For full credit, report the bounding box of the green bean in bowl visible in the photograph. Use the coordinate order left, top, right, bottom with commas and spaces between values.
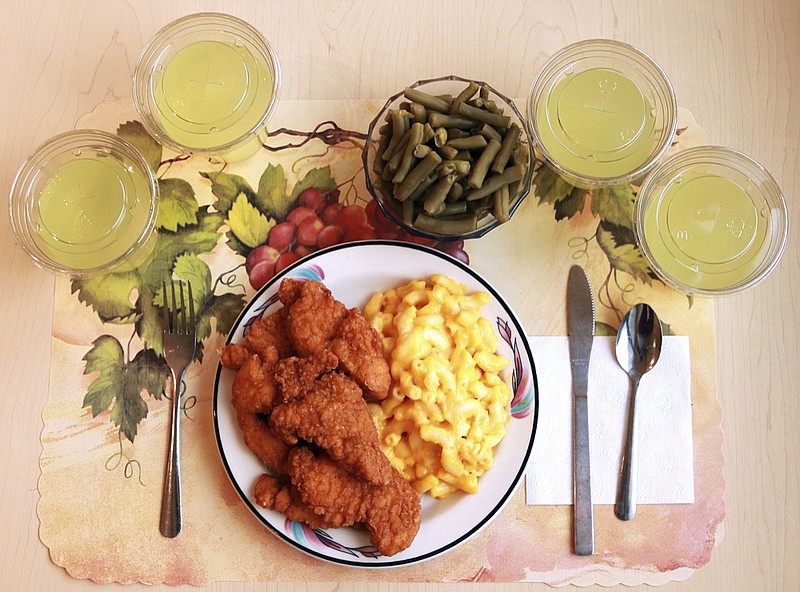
362, 75, 533, 241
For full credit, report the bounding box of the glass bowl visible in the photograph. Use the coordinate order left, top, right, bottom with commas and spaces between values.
9, 129, 159, 277
133, 12, 281, 162
362, 75, 534, 241
635, 146, 788, 295
528, 39, 677, 189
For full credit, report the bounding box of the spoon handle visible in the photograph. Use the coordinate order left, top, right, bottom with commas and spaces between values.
615, 375, 640, 520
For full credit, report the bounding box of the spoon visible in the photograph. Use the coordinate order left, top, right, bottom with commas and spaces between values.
614, 303, 663, 520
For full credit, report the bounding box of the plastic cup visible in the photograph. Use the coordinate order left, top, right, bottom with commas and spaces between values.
9, 129, 159, 277
528, 39, 677, 189
133, 12, 281, 162
635, 146, 788, 295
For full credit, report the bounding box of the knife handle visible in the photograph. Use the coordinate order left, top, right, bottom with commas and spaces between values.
573, 394, 595, 556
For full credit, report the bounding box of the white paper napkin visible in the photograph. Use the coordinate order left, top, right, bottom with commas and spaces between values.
525, 335, 694, 505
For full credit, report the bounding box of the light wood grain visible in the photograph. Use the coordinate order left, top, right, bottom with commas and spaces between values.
1, 1, 798, 591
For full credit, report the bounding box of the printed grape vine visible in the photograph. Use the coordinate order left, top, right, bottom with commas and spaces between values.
77, 118, 468, 478
532, 160, 658, 331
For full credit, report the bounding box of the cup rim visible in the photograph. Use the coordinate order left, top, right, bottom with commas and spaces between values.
527, 38, 678, 189
634, 144, 788, 295
132, 12, 281, 156
8, 128, 159, 277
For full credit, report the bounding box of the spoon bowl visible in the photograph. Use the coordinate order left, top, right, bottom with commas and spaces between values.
614, 303, 663, 520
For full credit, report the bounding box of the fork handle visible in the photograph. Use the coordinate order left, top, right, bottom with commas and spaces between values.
160, 368, 183, 537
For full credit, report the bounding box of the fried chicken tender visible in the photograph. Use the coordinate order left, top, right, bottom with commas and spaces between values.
219, 342, 252, 371
287, 447, 421, 557
280, 278, 347, 357
278, 279, 390, 400
272, 351, 340, 403
244, 307, 294, 362
222, 278, 418, 556
270, 371, 394, 486
330, 308, 391, 401
231, 354, 280, 415
234, 410, 291, 475
253, 473, 332, 529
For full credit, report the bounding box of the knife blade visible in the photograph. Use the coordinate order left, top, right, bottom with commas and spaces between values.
567, 264, 595, 556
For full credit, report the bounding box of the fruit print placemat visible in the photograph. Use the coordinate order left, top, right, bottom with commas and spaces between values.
38, 98, 724, 585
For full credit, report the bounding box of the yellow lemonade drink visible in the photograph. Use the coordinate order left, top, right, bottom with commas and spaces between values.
155, 40, 274, 151
134, 13, 280, 161
9, 131, 158, 276
529, 40, 676, 188
536, 68, 657, 180
636, 147, 788, 294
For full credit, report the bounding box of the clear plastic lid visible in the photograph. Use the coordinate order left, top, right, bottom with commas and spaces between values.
9, 130, 159, 277
133, 13, 281, 156
528, 39, 677, 188
635, 146, 788, 295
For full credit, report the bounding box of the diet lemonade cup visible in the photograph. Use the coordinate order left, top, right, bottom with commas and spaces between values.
635, 146, 788, 295
529, 39, 677, 189
133, 12, 281, 162
9, 130, 159, 277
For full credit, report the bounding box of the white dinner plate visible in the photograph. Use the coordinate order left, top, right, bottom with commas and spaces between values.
213, 240, 539, 568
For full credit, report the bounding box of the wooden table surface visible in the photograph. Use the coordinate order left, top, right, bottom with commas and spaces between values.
1, 2, 798, 591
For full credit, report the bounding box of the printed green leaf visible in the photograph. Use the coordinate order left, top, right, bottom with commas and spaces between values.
600, 216, 637, 247
596, 221, 653, 285
196, 292, 246, 342
226, 193, 275, 248
135, 285, 163, 354
172, 253, 213, 307
554, 187, 587, 220
111, 377, 149, 443
255, 163, 292, 220
290, 166, 337, 200
83, 335, 125, 415
142, 209, 225, 291
128, 348, 169, 403
117, 121, 162, 173
591, 185, 635, 229
156, 178, 199, 232
534, 164, 575, 206
200, 171, 258, 216
82, 336, 160, 442
72, 271, 140, 323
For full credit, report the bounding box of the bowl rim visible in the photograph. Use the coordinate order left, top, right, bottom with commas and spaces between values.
527, 38, 678, 189
362, 74, 534, 241
634, 144, 788, 295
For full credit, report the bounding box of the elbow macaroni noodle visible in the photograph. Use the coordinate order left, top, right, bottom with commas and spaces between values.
365, 274, 512, 498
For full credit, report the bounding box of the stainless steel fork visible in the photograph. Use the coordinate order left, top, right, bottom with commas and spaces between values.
160, 280, 196, 538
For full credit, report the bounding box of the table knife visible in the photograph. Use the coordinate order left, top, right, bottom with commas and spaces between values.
567, 265, 595, 556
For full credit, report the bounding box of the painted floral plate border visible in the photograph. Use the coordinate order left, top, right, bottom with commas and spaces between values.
212, 240, 538, 568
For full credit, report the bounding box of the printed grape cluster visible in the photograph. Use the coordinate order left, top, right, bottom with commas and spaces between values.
244, 187, 469, 289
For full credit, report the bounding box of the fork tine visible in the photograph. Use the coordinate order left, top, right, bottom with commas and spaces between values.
163, 280, 169, 332
178, 281, 187, 335
187, 281, 195, 335
170, 280, 178, 333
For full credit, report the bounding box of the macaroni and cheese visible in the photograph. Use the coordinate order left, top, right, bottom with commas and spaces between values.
365, 274, 512, 499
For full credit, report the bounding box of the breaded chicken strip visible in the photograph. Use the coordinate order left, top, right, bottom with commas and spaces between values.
253, 473, 332, 529
219, 342, 252, 371
231, 354, 280, 415
288, 448, 421, 557
244, 306, 294, 362
272, 351, 339, 403
234, 410, 291, 475
280, 279, 347, 357
330, 308, 391, 401
270, 371, 393, 486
